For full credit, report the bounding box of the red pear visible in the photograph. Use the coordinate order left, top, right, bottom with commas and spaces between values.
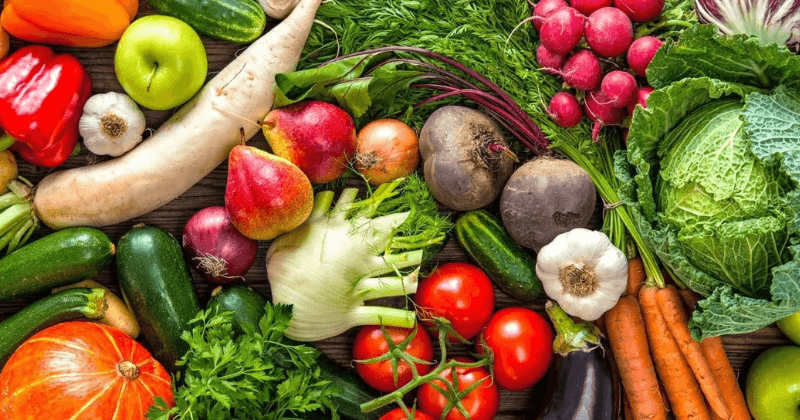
261, 100, 357, 184
224, 145, 313, 240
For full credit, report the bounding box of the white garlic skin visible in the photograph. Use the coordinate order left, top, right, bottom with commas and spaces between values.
79, 92, 146, 157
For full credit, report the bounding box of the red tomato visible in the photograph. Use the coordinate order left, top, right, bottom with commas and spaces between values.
417, 357, 500, 420
477, 307, 554, 391
379, 408, 435, 420
353, 324, 434, 392
414, 262, 495, 341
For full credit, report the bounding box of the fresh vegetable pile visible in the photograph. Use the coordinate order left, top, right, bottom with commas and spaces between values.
0, 0, 799, 419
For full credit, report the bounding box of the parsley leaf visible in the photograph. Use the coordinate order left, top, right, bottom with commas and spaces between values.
145, 304, 339, 420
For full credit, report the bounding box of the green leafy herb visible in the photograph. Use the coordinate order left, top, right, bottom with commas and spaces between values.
145, 305, 339, 420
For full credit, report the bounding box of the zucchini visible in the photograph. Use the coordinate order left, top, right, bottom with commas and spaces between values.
0, 288, 106, 366
455, 209, 544, 301
117, 225, 200, 371
147, 0, 266, 44
208, 286, 384, 420
54, 280, 140, 339
0, 227, 115, 302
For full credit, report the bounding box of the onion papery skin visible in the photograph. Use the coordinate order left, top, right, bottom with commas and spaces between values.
183, 206, 259, 284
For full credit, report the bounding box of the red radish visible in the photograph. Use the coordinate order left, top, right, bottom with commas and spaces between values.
585, 89, 627, 140
569, 0, 613, 15
600, 70, 637, 107
548, 92, 583, 127
585, 7, 634, 58
183, 206, 259, 284
540, 7, 585, 55
355, 119, 420, 186
627, 86, 654, 115
536, 44, 566, 73
627, 36, 664, 77
560, 49, 602, 91
533, 0, 569, 31
614, 0, 664, 23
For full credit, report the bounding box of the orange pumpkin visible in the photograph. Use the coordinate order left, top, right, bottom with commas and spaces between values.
0, 322, 174, 419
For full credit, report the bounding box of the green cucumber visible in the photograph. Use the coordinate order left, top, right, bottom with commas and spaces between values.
0, 288, 106, 366
208, 286, 383, 420
117, 225, 200, 371
0, 227, 115, 302
455, 209, 544, 301
147, 0, 266, 44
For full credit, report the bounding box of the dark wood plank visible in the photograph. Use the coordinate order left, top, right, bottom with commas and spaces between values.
0, 3, 792, 418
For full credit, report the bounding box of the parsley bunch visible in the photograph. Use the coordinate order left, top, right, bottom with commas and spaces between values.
146, 304, 338, 420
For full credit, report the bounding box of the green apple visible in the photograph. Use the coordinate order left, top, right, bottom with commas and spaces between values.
114, 15, 207, 111
746, 345, 800, 420
778, 311, 800, 346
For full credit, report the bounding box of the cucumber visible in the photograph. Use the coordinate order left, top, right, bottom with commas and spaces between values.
208, 285, 268, 335
117, 225, 200, 371
455, 210, 544, 301
0, 227, 115, 302
208, 286, 383, 420
0, 288, 106, 365
147, 0, 266, 44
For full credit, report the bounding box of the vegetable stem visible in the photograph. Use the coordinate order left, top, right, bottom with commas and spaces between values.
360, 357, 492, 413
353, 306, 416, 329
311, 190, 335, 218
353, 269, 419, 301
639, 19, 693, 36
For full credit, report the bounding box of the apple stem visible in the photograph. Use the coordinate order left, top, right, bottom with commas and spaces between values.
147, 62, 159, 93
239, 128, 247, 146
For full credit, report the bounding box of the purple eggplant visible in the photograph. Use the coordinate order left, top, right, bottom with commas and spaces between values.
536, 302, 618, 420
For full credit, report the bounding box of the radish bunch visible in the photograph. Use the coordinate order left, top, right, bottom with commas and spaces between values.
534, 0, 665, 140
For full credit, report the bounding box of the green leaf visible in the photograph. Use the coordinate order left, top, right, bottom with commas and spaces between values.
624, 35, 800, 337
145, 304, 338, 420
690, 285, 800, 340
647, 25, 800, 90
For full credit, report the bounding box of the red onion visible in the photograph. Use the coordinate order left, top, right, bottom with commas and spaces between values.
182, 206, 258, 284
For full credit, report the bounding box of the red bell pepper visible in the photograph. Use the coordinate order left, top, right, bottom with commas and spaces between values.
0, 45, 92, 167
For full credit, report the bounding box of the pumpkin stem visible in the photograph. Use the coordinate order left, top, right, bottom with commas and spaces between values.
117, 361, 140, 380
558, 263, 599, 297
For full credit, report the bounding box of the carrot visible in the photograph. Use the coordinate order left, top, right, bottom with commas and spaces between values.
701, 336, 752, 420
657, 285, 730, 420
639, 285, 710, 420
627, 257, 646, 298
623, 389, 634, 420
606, 295, 668, 420
678, 288, 701, 311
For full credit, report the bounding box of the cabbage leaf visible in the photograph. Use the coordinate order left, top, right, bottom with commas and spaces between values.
625, 26, 800, 338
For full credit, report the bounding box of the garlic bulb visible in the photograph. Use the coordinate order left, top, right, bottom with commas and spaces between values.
535, 228, 627, 321
79, 92, 146, 157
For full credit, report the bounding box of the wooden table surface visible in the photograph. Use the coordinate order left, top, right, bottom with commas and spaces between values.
0, 3, 792, 419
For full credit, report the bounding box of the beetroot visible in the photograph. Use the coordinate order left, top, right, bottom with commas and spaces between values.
569, 0, 613, 15
537, 44, 566, 73
540, 7, 585, 55
547, 92, 583, 127
627, 86, 654, 115
585, 7, 634, 58
627, 36, 664, 78
600, 70, 637, 107
614, 0, 664, 23
533, 0, 569, 31
561, 49, 602, 91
